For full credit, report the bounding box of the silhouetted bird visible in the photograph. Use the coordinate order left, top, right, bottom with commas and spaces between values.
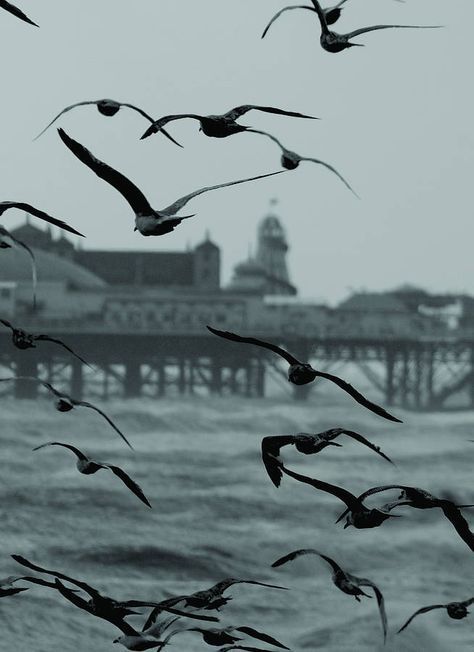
58, 128, 286, 237
34, 99, 181, 146
262, 428, 393, 487
335, 484, 474, 552
0, 575, 58, 597
0, 201, 84, 236
33, 442, 151, 507
262, 0, 440, 53
140, 104, 317, 141
185, 626, 289, 649
272, 548, 387, 641
0, 226, 37, 309
0, 319, 91, 367
0, 0, 37, 26
398, 597, 474, 633
248, 129, 356, 195
206, 326, 401, 422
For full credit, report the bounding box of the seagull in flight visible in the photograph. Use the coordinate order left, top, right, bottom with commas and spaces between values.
398, 597, 474, 633
248, 129, 357, 196
0, 226, 37, 309
33, 442, 151, 507
334, 484, 474, 552
272, 548, 387, 641
34, 99, 181, 146
140, 104, 317, 141
0, 0, 38, 26
206, 326, 401, 422
262, 1, 440, 53
0, 319, 91, 367
58, 128, 286, 237
0, 574, 58, 597
184, 625, 289, 649
262, 427, 393, 487
0, 201, 84, 237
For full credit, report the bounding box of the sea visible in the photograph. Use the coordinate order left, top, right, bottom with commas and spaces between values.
2, 387, 474, 651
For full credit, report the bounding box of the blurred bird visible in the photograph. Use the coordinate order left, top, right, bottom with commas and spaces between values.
262, 428, 393, 488
398, 597, 474, 633
184, 625, 289, 649
206, 326, 401, 422
272, 548, 387, 641
0, 0, 37, 26
33, 442, 151, 507
34, 99, 181, 146
140, 104, 317, 141
335, 485, 474, 552
0, 574, 57, 597
0, 201, 84, 236
277, 463, 402, 529
262, 0, 440, 53
58, 128, 286, 237
248, 129, 357, 195
0, 225, 37, 309
0, 319, 91, 367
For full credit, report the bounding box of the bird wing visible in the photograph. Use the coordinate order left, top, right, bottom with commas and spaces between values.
261, 436, 296, 487
315, 370, 402, 422
338, 430, 394, 464
106, 465, 152, 508
440, 503, 474, 552
119, 104, 183, 148
33, 101, 98, 140
261, 6, 317, 39
74, 401, 133, 450
346, 24, 442, 40
206, 326, 300, 365
0, 318, 14, 331
40, 380, 66, 399
397, 604, 446, 633
11, 555, 100, 597
34, 335, 92, 368
272, 548, 339, 571
309, 0, 331, 34
140, 113, 202, 140
280, 465, 362, 511
300, 157, 358, 196
159, 170, 286, 217
0, 0, 38, 26
124, 602, 218, 622
218, 647, 279, 652
0, 201, 84, 237
334, 485, 411, 523
32, 441, 89, 461
235, 627, 289, 650
356, 579, 388, 641
57, 128, 154, 217
211, 578, 287, 594
225, 105, 317, 121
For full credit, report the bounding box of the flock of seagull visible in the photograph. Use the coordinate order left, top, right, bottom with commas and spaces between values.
1, 1, 465, 650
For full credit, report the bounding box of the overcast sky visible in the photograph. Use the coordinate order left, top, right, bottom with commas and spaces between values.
0, 0, 471, 303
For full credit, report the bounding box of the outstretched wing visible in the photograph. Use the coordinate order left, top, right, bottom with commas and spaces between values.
261, 436, 296, 487
211, 578, 287, 594
11, 555, 100, 597
346, 24, 442, 40
440, 503, 474, 552
119, 104, 183, 148
32, 441, 89, 462
207, 326, 300, 365
301, 157, 358, 196
34, 335, 92, 368
0, 318, 14, 331
356, 579, 388, 641
338, 430, 393, 464
272, 548, 320, 567
334, 484, 411, 524
159, 170, 286, 217
0, 202, 84, 237
74, 400, 133, 450
235, 627, 289, 650
57, 128, 154, 217
315, 370, 402, 422
140, 113, 202, 140
225, 105, 317, 121
261, 6, 317, 39
106, 465, 151, 508
280, 465, 362, 511
398, 604, 446, 633
33, 101, 98, 140
0, 0, 38, 26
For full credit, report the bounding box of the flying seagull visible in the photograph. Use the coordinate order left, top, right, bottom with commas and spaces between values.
34, 99, 181, 146
262, 428, 393, 488
0, 574, 58, 597
398, 597, 474, 633
247, 129, 357, 196
33, 442, 151, 507
0, 319, 91, 367
0, 226, 37, 309
272, 549, 387, 641
143, 578, 287, 629
206, 326, 401, 422
334, 484, 474, 552
277, 462, 402, 529
0, 0, 38, 26
140, 104, 317, 141
262, 1, 440, 53
58, 128, 286, 237
184, 625, 289, 649
0, 202, 84, 237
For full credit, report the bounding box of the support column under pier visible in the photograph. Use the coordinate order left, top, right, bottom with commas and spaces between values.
124, 360, 142, 398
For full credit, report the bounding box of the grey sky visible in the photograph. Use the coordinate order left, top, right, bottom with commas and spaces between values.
0, 0, 471, 303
